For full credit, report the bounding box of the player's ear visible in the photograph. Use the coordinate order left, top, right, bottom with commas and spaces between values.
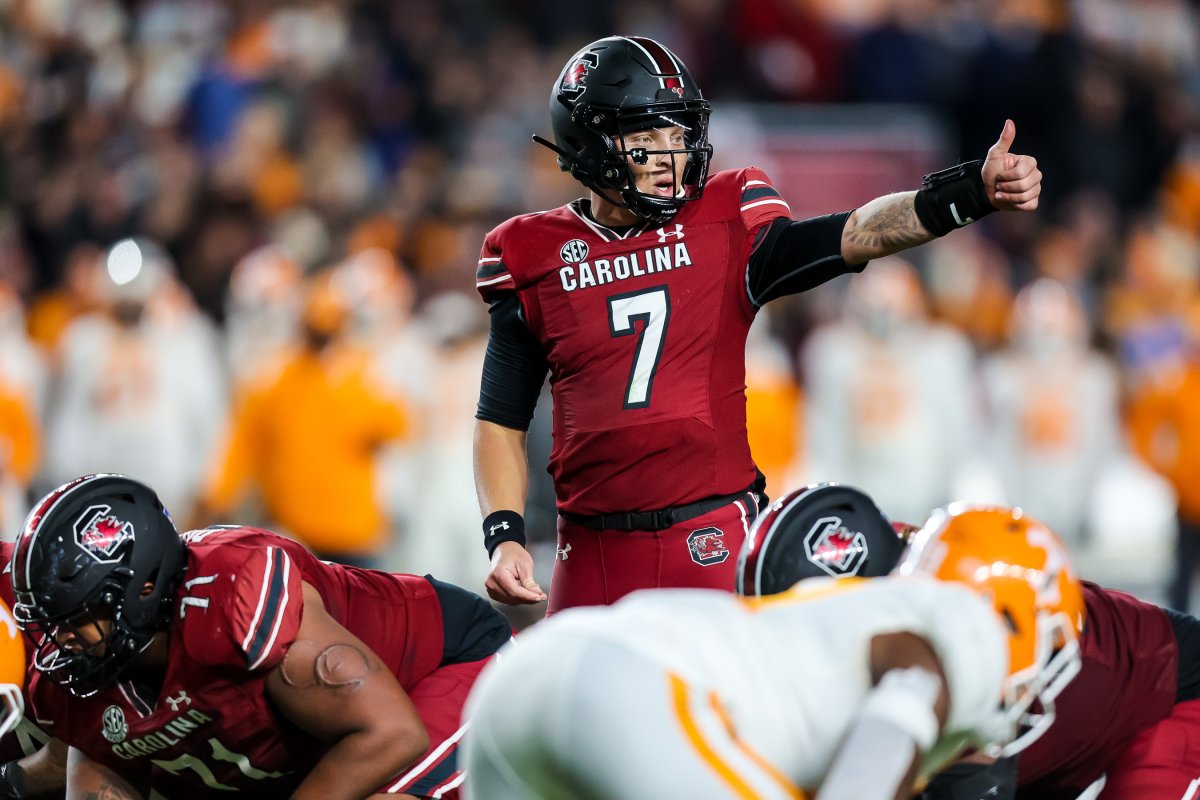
139, 582, 155, 598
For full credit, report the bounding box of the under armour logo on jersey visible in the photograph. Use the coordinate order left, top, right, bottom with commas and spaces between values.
556, 543, 572, 561
657, 224, 685, 242
165, 691, 191, 711
490, 521, 510, 535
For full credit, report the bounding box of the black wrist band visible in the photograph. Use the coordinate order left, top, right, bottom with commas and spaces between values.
483, 510, 526, 559
913, 159, 995, 237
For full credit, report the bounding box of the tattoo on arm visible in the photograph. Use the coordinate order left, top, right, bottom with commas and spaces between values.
279, 640, 377, 693
79, 780, 142, 800
843, 194, 931, 253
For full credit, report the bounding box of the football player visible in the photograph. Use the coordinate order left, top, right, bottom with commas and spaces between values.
462, 505, 1083, 799
739, 482, 1200, 800
11, 474, 512, 799
473, 34, 1044, 614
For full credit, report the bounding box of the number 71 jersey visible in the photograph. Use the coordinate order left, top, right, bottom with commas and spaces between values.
477, 168, 791, 515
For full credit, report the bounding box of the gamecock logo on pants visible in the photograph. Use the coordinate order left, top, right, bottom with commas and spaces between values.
687, 527, 729, 566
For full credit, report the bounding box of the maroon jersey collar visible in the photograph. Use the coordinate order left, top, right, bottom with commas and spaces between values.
568, 199, 652, 243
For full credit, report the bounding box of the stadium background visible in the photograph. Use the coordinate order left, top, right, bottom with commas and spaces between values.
0, 0, 1198, 618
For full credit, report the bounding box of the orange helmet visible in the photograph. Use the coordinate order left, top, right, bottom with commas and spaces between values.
898, 504, 1084, 755
0, 599, 25, 738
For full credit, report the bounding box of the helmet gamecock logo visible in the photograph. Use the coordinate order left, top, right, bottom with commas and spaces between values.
687, 527, 729, 566
560, 52, 597, 96
803, 516, 867, 577
74, 504, 134, 562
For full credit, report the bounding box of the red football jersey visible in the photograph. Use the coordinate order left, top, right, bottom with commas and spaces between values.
1017, 581, 1178, 798
476, 168, 791, 514
29, 527, 448, 798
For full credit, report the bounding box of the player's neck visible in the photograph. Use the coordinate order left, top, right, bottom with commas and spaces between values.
130, 631, 170, 672
588, 191, 640, 228
121, 632, 170, 703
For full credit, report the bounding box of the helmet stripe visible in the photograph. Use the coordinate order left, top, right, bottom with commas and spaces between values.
15, 474, 110, 591
623, 36, 684, 93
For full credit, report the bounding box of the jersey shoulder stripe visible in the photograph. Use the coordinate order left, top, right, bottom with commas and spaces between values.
241, 546, 292, 670
740, 179, 790, 216
475, 257, 512, 290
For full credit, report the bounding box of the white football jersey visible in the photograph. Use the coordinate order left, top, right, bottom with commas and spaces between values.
542, 575, 1009, 787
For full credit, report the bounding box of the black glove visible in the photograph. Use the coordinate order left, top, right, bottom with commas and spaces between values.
919, 756, 1017, 800
0, 761, 25, 800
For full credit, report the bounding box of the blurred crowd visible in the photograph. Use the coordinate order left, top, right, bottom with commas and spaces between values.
1, 0, 1200, 605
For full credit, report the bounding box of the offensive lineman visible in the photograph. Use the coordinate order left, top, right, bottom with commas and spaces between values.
11, 474, 511, 799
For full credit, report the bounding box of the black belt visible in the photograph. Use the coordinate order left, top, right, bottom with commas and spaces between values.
560, 485, 759, 532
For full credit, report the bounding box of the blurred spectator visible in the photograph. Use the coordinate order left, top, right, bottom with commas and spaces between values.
223, 243, 304, 391
1128, 356, 1200, 614
41, 237, 226, 514
979, 278, 1122, 545
25, 242, 104, 356
0, 381, 39, 537
393, 290, 487, 592
744, 310, 803, 495
923, 228, 1015, 351
0, 278, 47, 416
332, 244, 434, 550
198, 270, 407, 568
802, 257, 978, 524
1104, 214, 1200, 388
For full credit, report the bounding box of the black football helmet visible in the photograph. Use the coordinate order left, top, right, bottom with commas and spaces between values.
10, 474, 187, 696
534, 35, 713, 223
736, 483, 906, 596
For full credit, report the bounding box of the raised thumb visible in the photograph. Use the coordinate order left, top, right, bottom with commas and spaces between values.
990, 119, 1016, 156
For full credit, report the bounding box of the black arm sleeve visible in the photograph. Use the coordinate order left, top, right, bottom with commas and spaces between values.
1165, 605, 1200, 701
745, 212, 866, 307
476, 292, 549, 431
918, 757, 1018, 800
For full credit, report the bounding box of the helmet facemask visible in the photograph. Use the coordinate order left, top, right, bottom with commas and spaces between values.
15, 571, 158, 698
990, 608, 1082, 757
578, 102, 712, 223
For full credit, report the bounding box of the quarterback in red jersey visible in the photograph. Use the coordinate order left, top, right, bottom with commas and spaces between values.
10, 474, 511, 800
473, 35, 1044, 613
738, 482, 1200, 800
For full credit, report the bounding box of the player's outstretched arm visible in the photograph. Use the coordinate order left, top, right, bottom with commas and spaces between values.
65, 745, 149, 800
266, 582, 428, 800
841, 120, 1040, 265
817, 632, 950, 800
474, 420, 545, 605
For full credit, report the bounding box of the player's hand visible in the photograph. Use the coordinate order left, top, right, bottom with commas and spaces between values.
0, 761, 26, 800
982, 119, 1041, 212
485, 541, 547, 605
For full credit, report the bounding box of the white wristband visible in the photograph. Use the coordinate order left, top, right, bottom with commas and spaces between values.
858, 666, 943, 752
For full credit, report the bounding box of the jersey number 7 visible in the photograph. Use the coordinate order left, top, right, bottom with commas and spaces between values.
607, 285, 671, 409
